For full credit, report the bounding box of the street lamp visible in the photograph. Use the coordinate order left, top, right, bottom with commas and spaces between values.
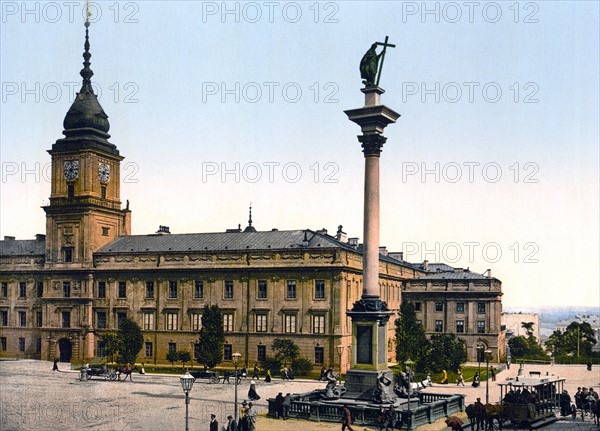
180, 371, 195, 431
404, 358, 415, 430
336, 344, 344, 383
476, 345, 483, 378
484, 349, 492, 404
232, 352, 242, 424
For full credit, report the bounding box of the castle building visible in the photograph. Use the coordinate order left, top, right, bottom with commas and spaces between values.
0, 23, 504, 369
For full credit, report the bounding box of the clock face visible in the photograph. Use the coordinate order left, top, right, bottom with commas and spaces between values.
64, 160, 79, 180
98, 163, 110, 182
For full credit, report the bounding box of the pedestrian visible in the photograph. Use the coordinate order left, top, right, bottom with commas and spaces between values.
209, 414, 218, 431
247, 381, 261, 401
275, 392, 284, 418
587, 361, 593, 371
426, 373, 432, 386
252, 363, 260, 379
52, 358, 59, 372
225, 415, 237, 431
238, 401, 248, 431
377, 407, 386, 431
472, 372, 480, 388
341, 405, 355, 431
560, 390, 572, 416
264, 368, 272, 383
140, 363, 146, 374
490, 366, 496, 382
384, 405, 396, 431
282, 366, 289, 380
506, 359, 511, 370
319, 366, 327, 381
457, 370, 465, 386
282, 393, 291, 419
246, 402, 257, 431
441, 369, 448, 384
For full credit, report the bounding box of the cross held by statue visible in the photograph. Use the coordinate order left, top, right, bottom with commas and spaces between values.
374, 36, 395, 88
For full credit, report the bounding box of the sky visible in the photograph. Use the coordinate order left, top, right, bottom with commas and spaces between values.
0, 1, 598, 308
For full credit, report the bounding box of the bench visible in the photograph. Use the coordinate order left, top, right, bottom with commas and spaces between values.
529, 371, 541, 377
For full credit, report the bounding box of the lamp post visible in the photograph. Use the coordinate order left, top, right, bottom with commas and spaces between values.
476, 345, 483, 378
336, 344, 344, 383
232, 352, 242, 424
180, 371, 195, 431
484, 349, 492, 404
405, 358, 415, 430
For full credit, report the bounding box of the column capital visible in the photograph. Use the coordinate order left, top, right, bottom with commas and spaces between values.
359, 134, 387, 156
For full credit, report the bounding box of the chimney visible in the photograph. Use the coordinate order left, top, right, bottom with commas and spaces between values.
348, 237, 359, 248
389, 252, 403, 261
423, 260, 429, 271
486, 268, 492, 277
156, 225, 171, 235
3, 236, 15, 241
379, 246, 388, 256
35, 234, 46, 242
335, 225, 347, 243
302, 230, 309, 246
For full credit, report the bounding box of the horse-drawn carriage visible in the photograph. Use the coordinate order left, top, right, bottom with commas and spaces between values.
83, 364, 118, 380
189, 369, 221, 384
498, 375, 564, 428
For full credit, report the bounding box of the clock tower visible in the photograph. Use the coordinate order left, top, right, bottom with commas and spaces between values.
43, 20, 131, 267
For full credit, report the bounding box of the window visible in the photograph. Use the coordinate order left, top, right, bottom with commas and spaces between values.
315, 280, 325, 299
62, 311, 71, 328
143, 312, 155, 330
435, 302, 444, 312
97, 341, 106, 358
313, 315, 325, 334
145, 342, 153, 358
314, 347, 324, 365
257, 345, 266, 362
101, 186, 107, 200
284, 314, 297, 333
1, 282, 7, 297
414, 302, 422, 312
98, 281, 106, 298
64, 248, 73, 262
97, 311, 107, 329
257, 280, 267, 299
191, 313, 202, 331
19, 337, 25, 352
67, 184, 74, 198
37, 282, 43, 297
117, 312, 127, 328
223, 313, 234, 332
168, 342, 176, 354
102, 227, 109, 236
36, 311, 43, 327
63, 281, 71, 298
118, 281, 126, 298
194, 281, 203, 299
477, 321, 486, 333
223, 344, 232, 361
19, 311, 26, 327
434, 320, 443, 332
194, 343, 200, 359
36, 338, 42, 353
0, 310, 7, 326
0, 337, 6, 351
456, 302, 465, 313
477, 302, 486, 313
286, 280, 297, 299
255, 314, 267, 332
224, 281, 233, 299
146, 281, 154, 299
19, 282, 26, 298
456, 320, 465, 333
168, 280, 177, 299
166, 313, 178, 331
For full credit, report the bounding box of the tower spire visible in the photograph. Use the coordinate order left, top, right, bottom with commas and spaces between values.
80, 1, 94, 92
243, 203, 257, 232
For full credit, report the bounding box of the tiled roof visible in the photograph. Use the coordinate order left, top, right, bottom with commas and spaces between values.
97, 229, 356, 254
0, 239, 45, 256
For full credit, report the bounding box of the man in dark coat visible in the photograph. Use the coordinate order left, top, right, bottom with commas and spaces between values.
209, 414, 218, 431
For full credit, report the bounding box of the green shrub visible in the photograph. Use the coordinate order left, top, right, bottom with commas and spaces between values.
291, 357, 313, 377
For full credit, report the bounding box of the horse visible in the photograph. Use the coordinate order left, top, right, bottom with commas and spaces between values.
465, 403, 486, 431
117, 365, 139, 382
223, 367, 247, 384
483, 403, 503, 430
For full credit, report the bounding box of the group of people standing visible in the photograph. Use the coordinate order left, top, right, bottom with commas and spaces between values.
209, 402, 258, 431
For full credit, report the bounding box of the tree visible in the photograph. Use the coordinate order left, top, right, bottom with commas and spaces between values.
508, 336, 530, 358
395, 302, 430, 372
272, 338, 300, 366
521, 321, 535, 338
101, 333, 120, 363
426, 334, 467, 372
197, 305, 225, 368
166, 350, 178, 367
546, 322, 597, 358
116, 318, 144, 364
178, 350, 192, 368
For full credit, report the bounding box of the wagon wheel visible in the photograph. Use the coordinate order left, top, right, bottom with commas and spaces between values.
109, 370, 118, 381
210, 375, 220, 384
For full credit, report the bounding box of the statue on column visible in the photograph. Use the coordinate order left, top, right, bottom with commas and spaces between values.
359, 37, 396, 88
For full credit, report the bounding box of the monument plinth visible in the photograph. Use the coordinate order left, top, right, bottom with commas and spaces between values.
343, 86, 399, 400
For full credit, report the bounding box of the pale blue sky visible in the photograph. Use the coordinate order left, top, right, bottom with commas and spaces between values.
1, 1, 598, 307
